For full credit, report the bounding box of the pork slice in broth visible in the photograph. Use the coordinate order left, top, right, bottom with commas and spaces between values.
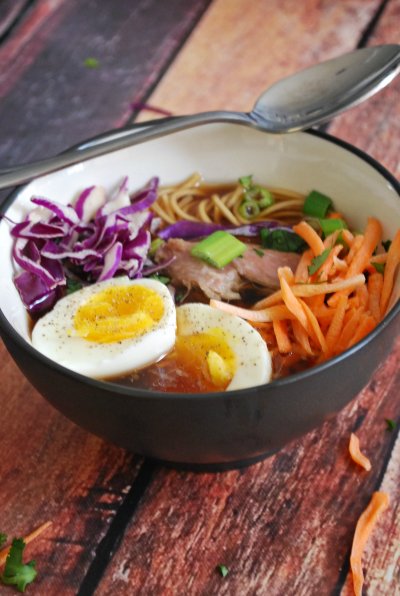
156, 238, 300, 300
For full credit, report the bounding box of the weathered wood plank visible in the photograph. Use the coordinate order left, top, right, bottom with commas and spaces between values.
136, 0, 382, 117
0, 0, 211, 166
329, 0, 400, 177
340, 433, 400, 596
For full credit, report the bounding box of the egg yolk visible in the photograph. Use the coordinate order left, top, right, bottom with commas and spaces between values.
174, 327, 236, 388
73, 285, 164, 343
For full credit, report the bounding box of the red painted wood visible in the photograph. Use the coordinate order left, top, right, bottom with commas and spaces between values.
0, 0, 31, 39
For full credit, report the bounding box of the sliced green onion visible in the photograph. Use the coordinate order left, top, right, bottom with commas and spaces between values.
239, 200, 260, 219
216, 564, 229, 578
149, 237, 165, 256
319, 218, 348, 237
385, 418, 396, 431
257, 188, 274, 208
191, 231, 246, 268
308, 248, 331, 275
304, 190, 333, 218
66, 279, 83, 295
253, 248, 264, 257
260, 228, 307, 254
238, 174, 253, 189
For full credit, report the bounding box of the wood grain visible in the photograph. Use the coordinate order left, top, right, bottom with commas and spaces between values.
0, 0, 31, 40
136, 0, 383, 118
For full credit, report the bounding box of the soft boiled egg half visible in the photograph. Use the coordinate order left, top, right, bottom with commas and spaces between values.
175, 303, 272, 391
31, 277, 176, 378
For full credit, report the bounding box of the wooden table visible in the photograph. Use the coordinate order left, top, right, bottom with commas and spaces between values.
0, 1, 399, 594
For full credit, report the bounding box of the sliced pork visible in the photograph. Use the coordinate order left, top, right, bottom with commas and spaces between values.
156, 238, 300, 300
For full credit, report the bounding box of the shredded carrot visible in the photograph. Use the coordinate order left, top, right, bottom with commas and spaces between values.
298, 298, 327, 352
380, 229, 400, 316
278, 269, 309, 331
292, 221, 325, 256
325, 294, 348, 356
350, 492, 389, 596
292, 319, 313, 356
355, 283, 369, 310
346, 218, 382, 278
341, 229, 355, 247
347, 314, 376, 349
336, 309, 363, 352
210, 300, 294, 323
346, 234, 364, 265
273, 319, 292, 353
295, 248, 313, 283
318, 244, 343, 281
349, 433, 371, 471
0, 521, 52, 566
367, 273, 383, 322
254, 275, 366, 309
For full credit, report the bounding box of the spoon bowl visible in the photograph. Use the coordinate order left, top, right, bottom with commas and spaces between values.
0, 44, 399, 189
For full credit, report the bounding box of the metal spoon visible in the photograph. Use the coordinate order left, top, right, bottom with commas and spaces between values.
1, 44, 399, 190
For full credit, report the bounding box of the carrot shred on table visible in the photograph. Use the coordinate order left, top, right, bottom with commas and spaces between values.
350, 492, 389, 596
349, 433, 371, 471
0, 521, 52, 566
293, 221, 325, 256
380, 229, 400, 316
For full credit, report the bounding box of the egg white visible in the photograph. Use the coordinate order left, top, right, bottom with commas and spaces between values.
31, 277, 176, 379
176, 303, 272, 391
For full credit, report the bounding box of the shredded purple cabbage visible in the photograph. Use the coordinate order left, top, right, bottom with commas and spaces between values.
10, 177, 158, 314
158, 220, 293, 240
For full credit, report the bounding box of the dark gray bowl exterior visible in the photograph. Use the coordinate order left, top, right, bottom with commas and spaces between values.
1, 131, 399, 469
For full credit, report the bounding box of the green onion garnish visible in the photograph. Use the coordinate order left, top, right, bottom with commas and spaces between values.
216, 564, 229, 578
191, 231, 246, 268
238, 175, 274, 210
84, 57, 100, 68
149, 274, 171, 285
304, 190, 333, 218
253, 248, 264, 257
238, 200, 260, 220
319, 218, 348, 237
260, 228, 307, 254
308, 248, 331, 275
238, 175, 253, 189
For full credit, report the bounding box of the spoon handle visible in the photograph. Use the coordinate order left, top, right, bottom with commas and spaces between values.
0, 111, 251, 190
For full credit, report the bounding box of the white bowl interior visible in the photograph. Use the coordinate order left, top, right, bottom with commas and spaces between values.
1, 124, 399, 343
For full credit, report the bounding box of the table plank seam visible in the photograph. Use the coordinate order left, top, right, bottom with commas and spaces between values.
0, 0, 33, 44
356, 0, 391, 48
76, 458, 157, 596
127, 0, 212, 126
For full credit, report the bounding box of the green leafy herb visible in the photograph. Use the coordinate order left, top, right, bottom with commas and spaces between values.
149, 274, 170, 285
1, 538, 37, 592
66, 278, 83, 295
84, 57, 100, 69
308, 248, 331, 276
303, 190, 333, 218
260, 228, 307, 254
191, 231, 246, 268
382, 239, 392, 252
253, 248, 264, 257
385, 418, 396, 431
0, 533, 7, 548
216, 564, 229, 578
371, 262, 385, 274
174, 289, 187, 304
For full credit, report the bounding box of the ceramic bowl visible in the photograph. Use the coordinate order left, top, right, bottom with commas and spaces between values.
0, 124, 399, 470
